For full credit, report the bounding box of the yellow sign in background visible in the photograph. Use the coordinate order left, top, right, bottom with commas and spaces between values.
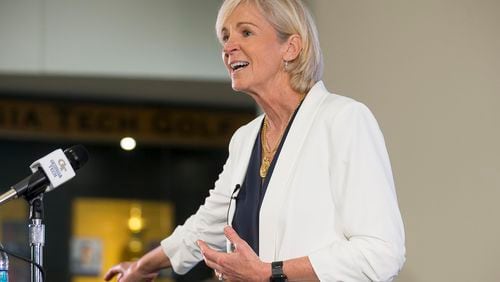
71, 198, 174, 282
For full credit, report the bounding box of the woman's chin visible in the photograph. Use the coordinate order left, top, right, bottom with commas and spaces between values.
231, 80, 247, 92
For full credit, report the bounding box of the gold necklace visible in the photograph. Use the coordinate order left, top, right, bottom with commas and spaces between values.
259, 95, 305, 178
259, 117, 286, 178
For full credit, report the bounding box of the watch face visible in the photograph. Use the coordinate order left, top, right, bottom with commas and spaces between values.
270, 274, 287, 282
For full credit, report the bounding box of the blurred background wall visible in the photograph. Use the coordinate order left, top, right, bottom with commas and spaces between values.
312, 0, 500, 281
0, 0, 499, 281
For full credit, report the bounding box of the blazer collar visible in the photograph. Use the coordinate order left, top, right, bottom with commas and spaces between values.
229, 116, 264, 192
226, 81, 330, 260
257, 81, 330, 261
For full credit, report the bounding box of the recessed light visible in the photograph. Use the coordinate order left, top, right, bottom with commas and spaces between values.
120, 137, 136, 151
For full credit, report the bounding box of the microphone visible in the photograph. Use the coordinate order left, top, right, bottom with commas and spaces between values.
231, 184, 241, 200
0, 145, 89, 205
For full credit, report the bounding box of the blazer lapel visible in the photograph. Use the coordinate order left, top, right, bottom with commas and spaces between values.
258, 81, 329, 261
227, 115, 263, 225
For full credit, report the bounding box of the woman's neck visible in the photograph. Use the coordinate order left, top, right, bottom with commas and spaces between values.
252, 85, 304, 132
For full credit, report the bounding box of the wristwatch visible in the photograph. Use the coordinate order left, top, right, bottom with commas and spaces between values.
270, 261, 288, 282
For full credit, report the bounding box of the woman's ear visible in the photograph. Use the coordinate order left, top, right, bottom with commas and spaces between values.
283, 34, 302, 62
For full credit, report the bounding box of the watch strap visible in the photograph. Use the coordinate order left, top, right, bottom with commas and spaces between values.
270, 261, 287, 281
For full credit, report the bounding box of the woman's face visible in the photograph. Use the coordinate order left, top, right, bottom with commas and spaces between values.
220, 3, 287, 94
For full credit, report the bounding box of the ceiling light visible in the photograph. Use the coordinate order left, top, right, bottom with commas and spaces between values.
120, 137, 136, 151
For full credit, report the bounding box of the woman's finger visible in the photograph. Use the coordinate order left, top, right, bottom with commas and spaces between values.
198, 240, 224, 263
103, 262, 131, 281
223, 226, 241, 243
198, 240, 228, 274
103, 265, 123, 280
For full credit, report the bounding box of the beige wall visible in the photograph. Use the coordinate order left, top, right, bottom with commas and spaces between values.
312, 1, 500, 281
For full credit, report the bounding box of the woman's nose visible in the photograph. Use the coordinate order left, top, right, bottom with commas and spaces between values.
223, 39, 239, 55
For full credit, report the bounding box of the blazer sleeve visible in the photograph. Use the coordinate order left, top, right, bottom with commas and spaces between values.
309, 101, 406, 281
160, 128, 242, 275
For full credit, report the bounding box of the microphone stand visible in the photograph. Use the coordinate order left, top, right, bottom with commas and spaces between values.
27, 195, 44, 282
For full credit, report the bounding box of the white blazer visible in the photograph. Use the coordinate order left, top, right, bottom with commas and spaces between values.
162, 81, 406, 281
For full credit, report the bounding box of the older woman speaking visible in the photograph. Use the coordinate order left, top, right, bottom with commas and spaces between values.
104, 0, 405, 281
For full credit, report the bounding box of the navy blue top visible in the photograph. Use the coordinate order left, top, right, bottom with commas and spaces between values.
231, 104, 302, 254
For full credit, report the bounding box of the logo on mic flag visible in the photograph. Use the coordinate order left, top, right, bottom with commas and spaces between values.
30, 149, 76, 192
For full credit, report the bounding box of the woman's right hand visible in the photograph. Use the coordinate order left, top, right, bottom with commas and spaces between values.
103, 261, 158, 282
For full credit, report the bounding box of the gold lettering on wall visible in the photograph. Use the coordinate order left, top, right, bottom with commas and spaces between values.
0, 98, 254, 147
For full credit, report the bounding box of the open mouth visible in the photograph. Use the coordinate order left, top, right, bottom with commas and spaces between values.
230, 61, 249, 72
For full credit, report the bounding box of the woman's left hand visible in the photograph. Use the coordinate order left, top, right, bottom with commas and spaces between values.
197, 226, 270, 282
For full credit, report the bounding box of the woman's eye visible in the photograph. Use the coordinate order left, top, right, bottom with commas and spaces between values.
243, 30, 252, 37
221, 31, 229, 42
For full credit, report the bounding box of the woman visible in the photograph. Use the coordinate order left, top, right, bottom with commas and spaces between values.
104, 0, 405, 281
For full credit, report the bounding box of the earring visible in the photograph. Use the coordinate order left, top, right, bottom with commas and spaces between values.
284, 60, 289, 70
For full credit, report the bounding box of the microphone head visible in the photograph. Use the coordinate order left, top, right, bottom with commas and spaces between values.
64, 145, 89, 170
